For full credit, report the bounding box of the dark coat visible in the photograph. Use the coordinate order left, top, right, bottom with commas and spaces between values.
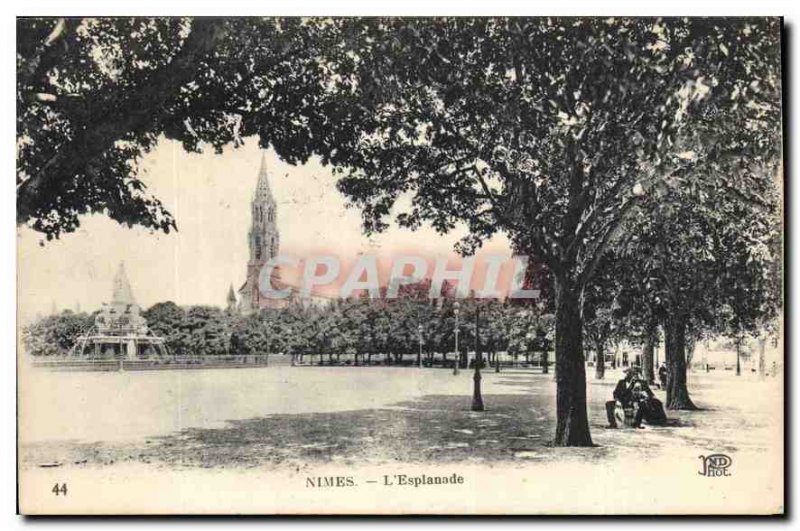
613, 377, 653, 405
613, 378, 634, 405
640, 397, 668, 425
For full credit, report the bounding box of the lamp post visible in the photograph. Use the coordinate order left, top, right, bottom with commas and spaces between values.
736, 336, 742, 376
495, 339, 501, 374
417, 324, 424, 369
493, 304, 501, 373
265, 318, 270, 366
471, 304, 485, 411
453, 301, 460, 376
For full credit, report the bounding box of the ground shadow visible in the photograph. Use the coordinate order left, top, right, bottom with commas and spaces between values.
22, 372, 759, 470
21, 392, 618, 469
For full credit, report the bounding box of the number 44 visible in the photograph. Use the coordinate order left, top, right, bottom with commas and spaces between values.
51, 483, 67, 496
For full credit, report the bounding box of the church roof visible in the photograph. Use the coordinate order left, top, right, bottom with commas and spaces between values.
111, 262, 136, 306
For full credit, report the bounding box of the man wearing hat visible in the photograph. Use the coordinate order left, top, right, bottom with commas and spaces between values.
606, 367, 647, 428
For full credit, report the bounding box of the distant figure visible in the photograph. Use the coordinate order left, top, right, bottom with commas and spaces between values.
658, 363, 668, 390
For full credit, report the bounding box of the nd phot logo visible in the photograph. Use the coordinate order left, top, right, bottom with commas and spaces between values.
698, 454, 732, 477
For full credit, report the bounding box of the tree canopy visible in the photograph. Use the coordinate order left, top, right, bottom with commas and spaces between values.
17, 16, 783, 447
17, 17, 354, 239
317, 17, 781, 444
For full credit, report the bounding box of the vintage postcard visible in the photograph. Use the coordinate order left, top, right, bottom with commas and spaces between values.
16, 16, 784, 515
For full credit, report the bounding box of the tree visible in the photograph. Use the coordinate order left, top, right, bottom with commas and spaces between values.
19, 17, 782, 446
22, 311, 94, 356
180, 306, 229, 356
317, 18, 781, 445
582, 258, 626, 380
483, 299, 512, 370
610, 160, 781, 409
276, 302, 310, 362
640, 323, 660, 385
17, 17, 350, 240
143, 301, 186, 353
584, 308, 614, 380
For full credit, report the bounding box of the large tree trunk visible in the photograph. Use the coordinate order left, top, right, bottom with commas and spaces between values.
641, 323, 657, 384
663, 316, 698, 410
594, 341, 605, 380
553, 278, 593, 446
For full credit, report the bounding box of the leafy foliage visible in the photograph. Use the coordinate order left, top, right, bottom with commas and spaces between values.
324, 18, 781, 281
22, 311, 95, 356
17, 17, 355, 240
319, 17, 781, 442
24, 290, 558, 361
18, 16, 783, 443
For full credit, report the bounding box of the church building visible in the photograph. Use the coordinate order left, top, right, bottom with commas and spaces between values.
232, 152, 332, 314
236, 152, 286, 314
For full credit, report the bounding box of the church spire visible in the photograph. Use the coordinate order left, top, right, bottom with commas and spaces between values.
226, 283, 238, 313
240, 151, 281, 314
256, 150, 272, 198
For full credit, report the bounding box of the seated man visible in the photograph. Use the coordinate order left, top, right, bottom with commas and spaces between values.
606, 367, 666, 428
606, 367, 638, 428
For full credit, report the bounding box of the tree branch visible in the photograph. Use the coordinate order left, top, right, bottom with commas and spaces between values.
577, 195, 643, 287
18, 17, 227, 224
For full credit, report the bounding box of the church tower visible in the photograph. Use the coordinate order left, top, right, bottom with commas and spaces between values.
238, 152, 281, 314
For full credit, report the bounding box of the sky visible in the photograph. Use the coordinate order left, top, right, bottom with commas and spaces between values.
17, 137, 513, 321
